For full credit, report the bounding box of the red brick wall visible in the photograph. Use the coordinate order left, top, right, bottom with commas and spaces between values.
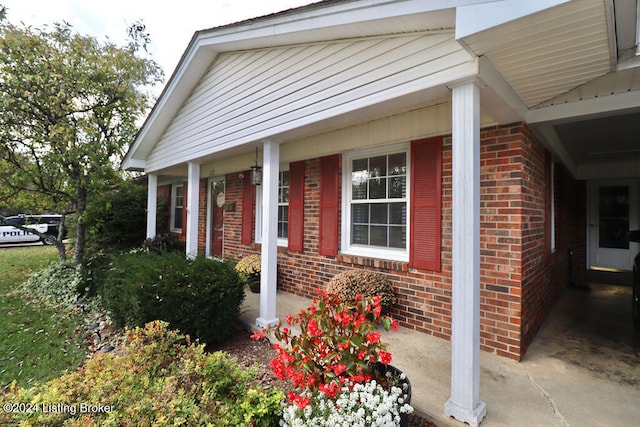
478, 125, 528, 358
213, 122, 580, 360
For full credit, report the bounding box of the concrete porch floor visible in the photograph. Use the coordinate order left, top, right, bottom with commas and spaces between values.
239, 283, 640, 426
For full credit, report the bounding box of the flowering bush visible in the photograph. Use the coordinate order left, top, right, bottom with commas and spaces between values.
281, 379, 413, 427
252, 290, 400, 406
326, 269, 395, 310
1, 321, 284, 426
235, 254, 261, 277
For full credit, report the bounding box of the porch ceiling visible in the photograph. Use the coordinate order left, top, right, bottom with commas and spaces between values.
461, 0, 640, 180
461, 0, 613, 109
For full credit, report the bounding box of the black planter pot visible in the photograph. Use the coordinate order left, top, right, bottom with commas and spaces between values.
372, 363, 412, 427
247, 275, 261, 293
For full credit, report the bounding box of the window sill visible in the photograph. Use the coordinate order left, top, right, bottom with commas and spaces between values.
337, 253, 408, 273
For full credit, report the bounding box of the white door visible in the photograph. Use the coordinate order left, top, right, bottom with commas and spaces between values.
588, 180, 639, 271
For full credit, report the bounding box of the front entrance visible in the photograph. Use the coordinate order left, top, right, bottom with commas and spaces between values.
210, 177, 225, 257
588, 180, 639, 271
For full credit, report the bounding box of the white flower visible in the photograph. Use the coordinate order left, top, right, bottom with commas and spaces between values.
281, 380, 413, 427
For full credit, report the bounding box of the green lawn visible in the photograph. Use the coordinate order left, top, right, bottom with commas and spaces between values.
0, 246, 84, 391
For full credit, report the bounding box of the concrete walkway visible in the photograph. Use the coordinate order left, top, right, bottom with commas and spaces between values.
240, 284, 640, 426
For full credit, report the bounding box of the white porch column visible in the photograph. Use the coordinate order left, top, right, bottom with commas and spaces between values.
146, 173, 158, 239
256, 140, 279, 328
445, 81, 487, 426
186, 162, 200, 259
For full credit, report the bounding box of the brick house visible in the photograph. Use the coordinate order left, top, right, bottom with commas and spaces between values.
123, 1, 640, 424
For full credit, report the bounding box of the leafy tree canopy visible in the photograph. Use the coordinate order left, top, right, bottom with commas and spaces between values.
0, 8, 163, 261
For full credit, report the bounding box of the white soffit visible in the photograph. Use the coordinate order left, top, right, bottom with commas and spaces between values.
536, 67, 640, 108
460, 0, 613, 108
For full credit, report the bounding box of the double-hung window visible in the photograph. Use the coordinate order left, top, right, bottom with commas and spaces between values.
170, 183, 184, 232
277, 170, 290, 239
343, 144, 409, 261
256, 167, 290, 244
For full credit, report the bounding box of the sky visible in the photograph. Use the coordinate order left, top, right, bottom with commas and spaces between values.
2, 0, 316, 89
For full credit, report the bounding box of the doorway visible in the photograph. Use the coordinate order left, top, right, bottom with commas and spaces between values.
588, 180, 639, 271
209, 177, 225, 257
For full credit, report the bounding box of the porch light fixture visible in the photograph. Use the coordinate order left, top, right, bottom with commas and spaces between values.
250, 147, 262, 186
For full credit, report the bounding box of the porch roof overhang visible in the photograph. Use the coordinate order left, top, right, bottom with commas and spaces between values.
123, 0, 640, 182
122, 0, 494, 172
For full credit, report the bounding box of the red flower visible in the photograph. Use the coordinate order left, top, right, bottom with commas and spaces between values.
261, 290, 401, 402
380, 351, 392, 364
366, 331, 381, 344
250, 329, 265, 340
307, 319, 322, 337
391, 319, 399, 331
332, 363, 347, 376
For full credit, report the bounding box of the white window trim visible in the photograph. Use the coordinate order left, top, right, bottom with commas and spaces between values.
255, 165, 289, 247
341, 143, 410, 262
170, 183, 184, 232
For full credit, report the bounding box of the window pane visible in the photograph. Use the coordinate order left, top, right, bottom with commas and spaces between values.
388, 153, 406, 175
174, 207, 183, 229
369, 177, 386, 199
279, 187, 289, 203
175, 186, 184, 207
278, 206, 288, 239
369, 155, 387, 177
352, 159, 369, 200
389, 225, 406, 248
389, 176, 406, 198
370, 203, 387, 224
389, 203, 406, 225
370, 225, 387, 246
352, 224, 369, 245
352, 204, 369, 224
280, 170, 289, 187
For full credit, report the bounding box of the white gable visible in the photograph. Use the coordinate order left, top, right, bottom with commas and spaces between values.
144, 32, 475, 172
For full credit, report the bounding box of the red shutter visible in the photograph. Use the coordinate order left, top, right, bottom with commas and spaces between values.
410, 137, 442, 271
241, 172, 254, 245
319, 155, 340, 256
181, 181, 188, 238
288, 161, 305, 252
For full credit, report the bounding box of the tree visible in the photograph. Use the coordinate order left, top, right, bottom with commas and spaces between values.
0, 12, 163, 262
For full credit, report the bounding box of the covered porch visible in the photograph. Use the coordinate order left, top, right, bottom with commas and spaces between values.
123, 1, 640, 426
240, 286, 640, 426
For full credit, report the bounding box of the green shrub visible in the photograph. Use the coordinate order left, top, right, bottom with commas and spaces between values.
20, 261, 83, 311
80, 180, 151, 255
326, 269, 395, 310
142, 233, 185, 253
0, 321, 284, 426
98, 251, 245, 344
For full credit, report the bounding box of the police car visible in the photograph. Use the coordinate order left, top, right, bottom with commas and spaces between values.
0, 215, 62, 245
